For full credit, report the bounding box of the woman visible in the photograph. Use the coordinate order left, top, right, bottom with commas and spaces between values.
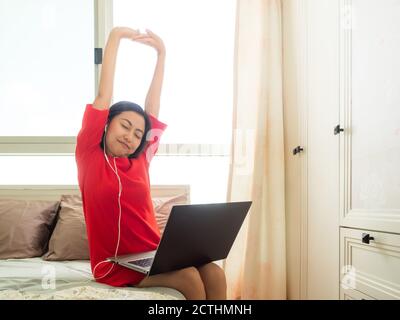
75, 27, 227, 300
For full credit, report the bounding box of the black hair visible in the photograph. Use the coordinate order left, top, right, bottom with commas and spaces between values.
99, 101, 151, 159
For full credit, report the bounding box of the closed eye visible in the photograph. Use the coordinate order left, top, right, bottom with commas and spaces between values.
121, 122, 143, 139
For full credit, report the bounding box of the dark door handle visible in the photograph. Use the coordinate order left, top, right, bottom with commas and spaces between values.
362, 233, 375, 244
293, 146, 304, 155
334, 124, 344, 135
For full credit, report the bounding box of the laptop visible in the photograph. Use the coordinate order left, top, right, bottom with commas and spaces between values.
107, 201, 252, 276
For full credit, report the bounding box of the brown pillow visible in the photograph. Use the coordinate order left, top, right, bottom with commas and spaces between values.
0, 199, 60, 259
42, 194, 89, 261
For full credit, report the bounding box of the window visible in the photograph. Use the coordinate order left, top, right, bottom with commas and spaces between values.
0, 0, 236, 204
113, 0, 236, 203
0, 156, 77, 185
0, 0, 94, 136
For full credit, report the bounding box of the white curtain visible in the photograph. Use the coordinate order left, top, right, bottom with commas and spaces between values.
223, 0, 286, 300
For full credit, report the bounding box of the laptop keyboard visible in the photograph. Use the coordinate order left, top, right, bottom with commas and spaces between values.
128, 257, 154, 268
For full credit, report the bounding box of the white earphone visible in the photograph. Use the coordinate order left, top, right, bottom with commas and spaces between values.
91, 123, 123, 280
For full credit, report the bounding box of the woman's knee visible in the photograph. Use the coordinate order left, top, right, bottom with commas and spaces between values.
176, 267, 206, 299
198, 263, 226, 284
197, 263, 227, 299
136, 266, 206, 300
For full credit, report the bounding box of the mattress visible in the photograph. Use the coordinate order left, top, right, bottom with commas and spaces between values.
0, 258, 185, 300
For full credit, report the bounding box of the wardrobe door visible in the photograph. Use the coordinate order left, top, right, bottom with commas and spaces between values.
306, 0, 340, 299
283, 0, 306, 300
284, 0, 341, 300
339, 0, 400, 234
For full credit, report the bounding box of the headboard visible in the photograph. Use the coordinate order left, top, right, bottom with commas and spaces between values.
0, 185, 190, 203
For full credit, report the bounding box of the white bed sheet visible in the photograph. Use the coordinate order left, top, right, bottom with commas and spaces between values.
0, 258, 185, 300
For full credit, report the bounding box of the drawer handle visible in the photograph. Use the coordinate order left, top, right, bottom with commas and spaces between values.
362, 233, 375, 244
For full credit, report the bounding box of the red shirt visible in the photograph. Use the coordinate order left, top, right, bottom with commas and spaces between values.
75, 104, 167, 286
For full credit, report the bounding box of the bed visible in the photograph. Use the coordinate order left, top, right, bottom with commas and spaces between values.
0, 184, 190, 300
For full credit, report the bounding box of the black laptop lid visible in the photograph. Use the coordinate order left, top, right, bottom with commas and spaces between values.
149, 201, 252, 276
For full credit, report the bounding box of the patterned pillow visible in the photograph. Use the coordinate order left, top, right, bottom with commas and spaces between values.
153, 193, 189, 236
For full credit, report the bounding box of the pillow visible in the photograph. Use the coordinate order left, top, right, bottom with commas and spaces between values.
153, 193, 189, 236
42, 191, 189, 260
42, 194, 89, 261
0, 198, 60, 259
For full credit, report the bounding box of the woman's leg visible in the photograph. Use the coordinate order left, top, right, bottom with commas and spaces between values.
197, 262, 227, 300
135, 266, 206, 300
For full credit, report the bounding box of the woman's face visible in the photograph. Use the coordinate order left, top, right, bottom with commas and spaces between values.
104, 111, 145, 158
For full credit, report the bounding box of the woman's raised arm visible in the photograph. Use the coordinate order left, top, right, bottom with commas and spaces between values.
93, 27, 144, 110
133, 29, 166, 118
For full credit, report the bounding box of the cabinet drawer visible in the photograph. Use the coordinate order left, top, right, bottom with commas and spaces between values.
340, 287, 375, 300
340, 227, 400, 300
